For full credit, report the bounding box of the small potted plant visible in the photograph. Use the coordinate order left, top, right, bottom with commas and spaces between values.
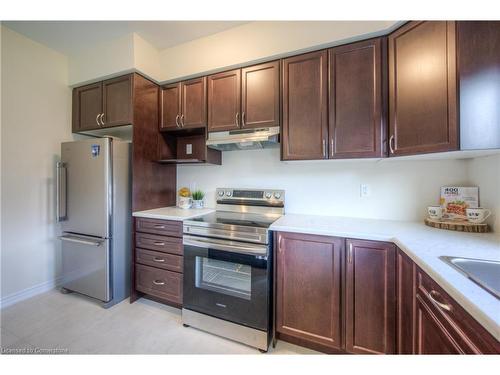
191, 190, 205, 209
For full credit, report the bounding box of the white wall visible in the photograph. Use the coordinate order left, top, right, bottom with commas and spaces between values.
68, 33, 135, 86
467, 154, 500, 232
177, 148, 472, 222
1, 26, 73, 305
67, 21, 398, 85
158, 21, 397, 82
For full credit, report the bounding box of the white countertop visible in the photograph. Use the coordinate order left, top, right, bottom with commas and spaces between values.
270, 214, 500, 340
132, 206, 214, 221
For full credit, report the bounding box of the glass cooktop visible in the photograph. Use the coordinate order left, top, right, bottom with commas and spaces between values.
187, 211, 281, 229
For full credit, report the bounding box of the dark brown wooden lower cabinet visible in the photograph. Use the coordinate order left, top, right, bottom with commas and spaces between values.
415, 294, 462, 354
345, 239, 396, 354
397, 249, 415, 354
276, 232, 343, 352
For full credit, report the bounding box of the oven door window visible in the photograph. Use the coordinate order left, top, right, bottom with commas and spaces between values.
195, 257, 251, 300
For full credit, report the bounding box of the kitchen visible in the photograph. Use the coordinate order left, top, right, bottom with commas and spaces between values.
1, 1, 500, 373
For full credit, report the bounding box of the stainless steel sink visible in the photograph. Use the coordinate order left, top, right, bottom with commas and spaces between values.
440, 256, 500, 299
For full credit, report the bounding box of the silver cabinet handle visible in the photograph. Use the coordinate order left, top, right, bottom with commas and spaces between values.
330, 138, 334, 156
235, 112, 240, 127
322, 139, 326, 158
153, 224, 166, 229
153, 257, 165, 262
99, 113, 105, 126
59, 235, 103, 247
241, 112, 246, 127
428, 290, 452, 312
348, 243, 353, 263
153, 280, 165, 285
389, 135, 395, 154
56, 162, 67, 222
153, 241, 165, 246
175, 114, 180, 128
96, 114, 101, 126
180, 114, 185, 127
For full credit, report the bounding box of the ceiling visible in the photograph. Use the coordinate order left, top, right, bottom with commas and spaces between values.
3, 21, 249, 55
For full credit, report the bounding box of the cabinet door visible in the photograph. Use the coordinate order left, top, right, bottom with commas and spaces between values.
207, 69, 241, 132
160, 83, 181, 131
282, 50, 328, 160
415, 295, 462, 354
276, 232, 343, 351
72, 82, 102, 132
329, 38, 386, 158
388, 21, 458, 156
181, 77, 207, 129
345, 239, 396, 354
458, 21, 500, 150
241, 61, 280, 129
396, 250, 415, 354
102, 74, 133, 127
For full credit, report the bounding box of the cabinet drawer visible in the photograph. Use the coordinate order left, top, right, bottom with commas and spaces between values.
135, 217, 182, 237
135, 264, 182, 305
136, 248, 183, 273
135, 232, 183, 255
416, 268, 499, 354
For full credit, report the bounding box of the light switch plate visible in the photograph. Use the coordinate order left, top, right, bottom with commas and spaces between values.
360, 184, 371, 197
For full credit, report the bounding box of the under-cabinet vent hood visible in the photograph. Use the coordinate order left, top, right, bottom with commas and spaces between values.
206, 127, 280, 151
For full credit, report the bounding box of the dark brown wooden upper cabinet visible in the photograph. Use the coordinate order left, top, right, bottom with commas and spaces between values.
329, 38, 387, 158
208, 69, 241, 132
458, 21, 500, 150
181, 77, 207, 129
72, 73, 134, 132
72, 82, 103, 132
282, 50, 328, 160
102, 75, 133, 128
345, 239, 396, 354
160, 83, 181, 131
276, 232, 343, 352
388, 21, 458, 156
241, 61, 280, 129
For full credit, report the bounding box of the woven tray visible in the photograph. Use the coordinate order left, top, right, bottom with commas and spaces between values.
424, 218, 490, 233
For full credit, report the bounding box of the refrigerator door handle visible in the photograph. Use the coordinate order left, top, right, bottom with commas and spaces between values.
59, 234, 104, 247
56, 162, 67, 222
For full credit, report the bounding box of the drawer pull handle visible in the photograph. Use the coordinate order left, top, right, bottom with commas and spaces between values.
153, 241, 165, 246
428, 290, 452, 312
153, 280, 165, 285
153, 257, 165, 262
153, 224, 166, 229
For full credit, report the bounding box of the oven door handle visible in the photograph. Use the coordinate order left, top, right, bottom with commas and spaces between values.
183, 235, 268, 256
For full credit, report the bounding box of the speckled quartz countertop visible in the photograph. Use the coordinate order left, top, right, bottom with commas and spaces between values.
270, 214, 500, 340
132, 206, 214, 221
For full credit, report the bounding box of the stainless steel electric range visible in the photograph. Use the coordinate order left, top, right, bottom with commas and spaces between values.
182, 188, 285, 352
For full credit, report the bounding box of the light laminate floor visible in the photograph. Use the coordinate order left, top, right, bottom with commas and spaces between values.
1, 290, 318, 354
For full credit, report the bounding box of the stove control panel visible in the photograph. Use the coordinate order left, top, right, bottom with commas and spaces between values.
216, 188, 285, 205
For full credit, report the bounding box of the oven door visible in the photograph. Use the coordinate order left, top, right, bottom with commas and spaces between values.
183, 235, 270, 331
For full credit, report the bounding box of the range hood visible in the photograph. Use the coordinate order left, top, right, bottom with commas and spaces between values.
206, 127, 280, 151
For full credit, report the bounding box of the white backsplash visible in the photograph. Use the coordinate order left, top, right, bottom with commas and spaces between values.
177, 148, 472, 222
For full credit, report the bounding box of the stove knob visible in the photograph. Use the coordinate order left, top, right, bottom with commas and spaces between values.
225, 191, 232, 197
274, 192, 281, 199
218, 191, 224, 197
265, 192, 272, 199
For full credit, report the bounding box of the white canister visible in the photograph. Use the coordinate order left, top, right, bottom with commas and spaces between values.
179, 196, 192, 209
428, 206, 444, 220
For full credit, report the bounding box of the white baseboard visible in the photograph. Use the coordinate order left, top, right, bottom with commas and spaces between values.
0, 276, 64, 309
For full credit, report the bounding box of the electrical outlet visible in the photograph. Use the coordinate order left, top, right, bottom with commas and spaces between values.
360, 184, 371, 198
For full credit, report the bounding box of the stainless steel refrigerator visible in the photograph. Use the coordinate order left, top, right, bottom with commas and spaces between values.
56, 137, 131, 307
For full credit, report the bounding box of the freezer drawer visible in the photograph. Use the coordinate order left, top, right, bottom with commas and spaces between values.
61, 234, 111, 302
